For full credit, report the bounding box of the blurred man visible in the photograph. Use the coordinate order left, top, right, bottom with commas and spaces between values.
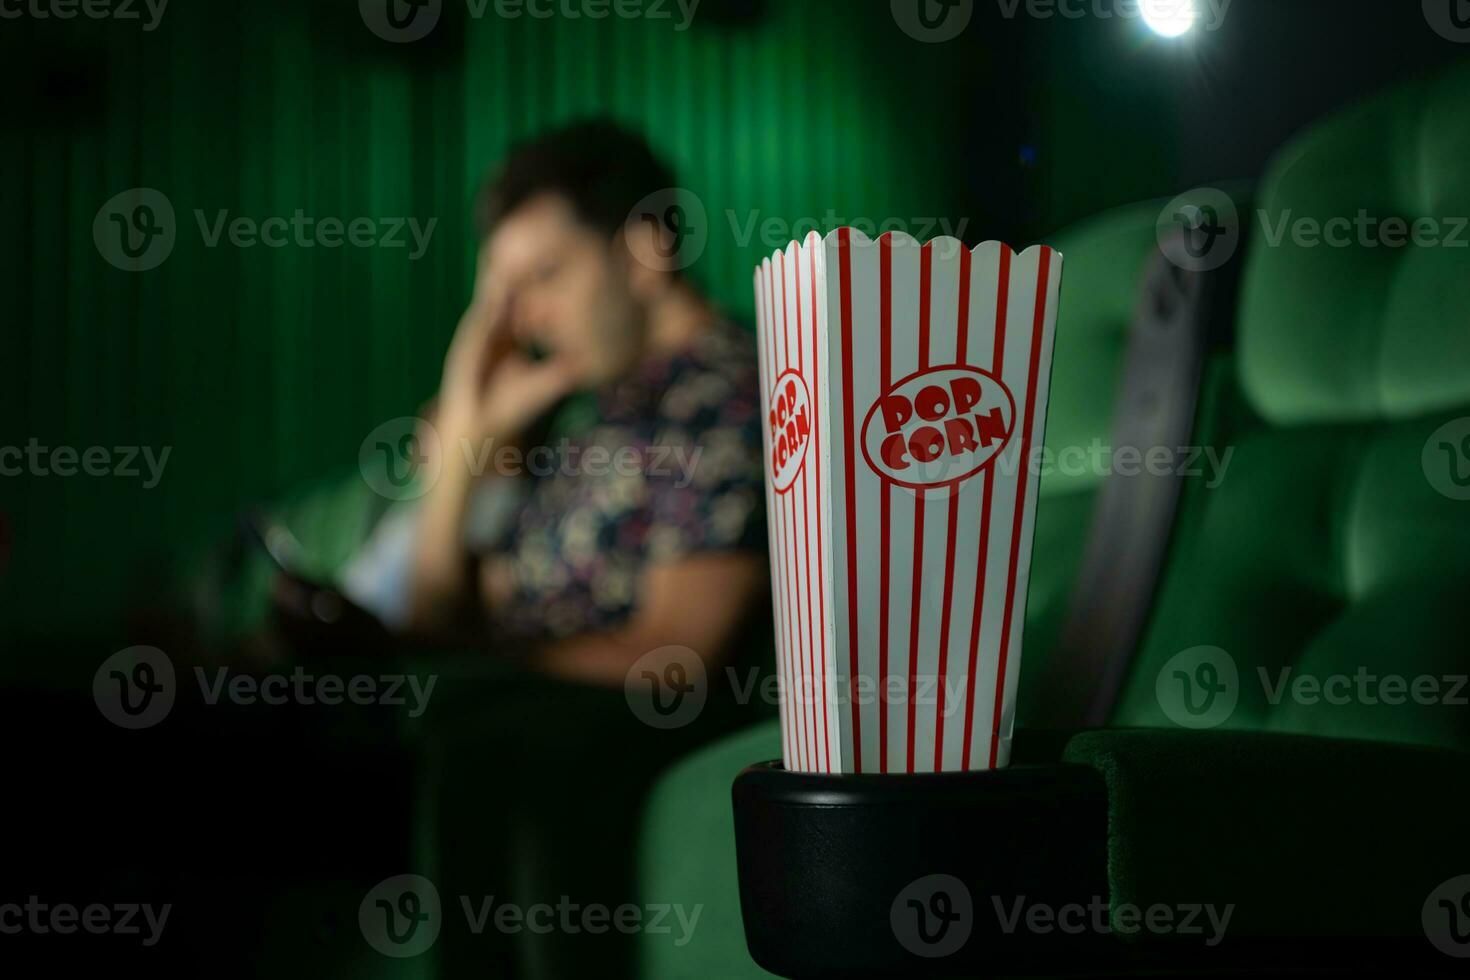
403, 121, 767, 685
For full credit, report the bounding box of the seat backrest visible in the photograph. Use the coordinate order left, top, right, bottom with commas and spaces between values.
1017, 199, 1181, 722
1112, 62, 1470, 749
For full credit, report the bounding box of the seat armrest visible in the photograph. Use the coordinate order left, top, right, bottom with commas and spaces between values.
1063, 728, 1470, 968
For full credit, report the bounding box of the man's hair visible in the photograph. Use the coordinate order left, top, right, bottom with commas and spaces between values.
474, 120, 678, 245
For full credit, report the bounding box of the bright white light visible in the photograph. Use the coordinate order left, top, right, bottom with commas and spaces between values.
1140, 0, 1197, 38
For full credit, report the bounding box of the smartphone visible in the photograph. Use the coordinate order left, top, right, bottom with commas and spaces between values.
241, 511, 312, 580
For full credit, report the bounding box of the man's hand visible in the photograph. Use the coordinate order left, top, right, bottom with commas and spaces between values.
435, 287, 579, 463
408, 269, 578, 634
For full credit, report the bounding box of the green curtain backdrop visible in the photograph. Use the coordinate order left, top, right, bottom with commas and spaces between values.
1, 0, 995, 641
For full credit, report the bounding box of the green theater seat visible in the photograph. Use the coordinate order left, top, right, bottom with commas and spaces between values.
1115, 62, 1470, 746
634, 200, 1179, 980
1076, 61, 1470, 957
638, 61, 1470, 977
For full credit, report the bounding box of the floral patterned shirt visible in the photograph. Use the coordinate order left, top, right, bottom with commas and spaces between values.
482, 321, 766, 641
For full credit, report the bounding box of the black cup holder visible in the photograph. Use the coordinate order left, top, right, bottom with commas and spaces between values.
731, 760, 1110, 978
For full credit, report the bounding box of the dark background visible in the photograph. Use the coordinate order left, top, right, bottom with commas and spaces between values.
0, 0, 1463, 651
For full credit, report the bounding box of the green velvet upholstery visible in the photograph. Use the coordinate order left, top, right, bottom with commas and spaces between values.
634, 201, 1172, 980
1113, 61, 1470, 750
1062, 728, 1470, 940
1237, 67, 1470, 426
636, 723, 782, 980
1048, 65, 1470, 962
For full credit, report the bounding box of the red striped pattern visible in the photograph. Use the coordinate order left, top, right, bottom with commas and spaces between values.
838, 228, 861, 773
962, 244, 1011, 771
754, 232, 1061, 774
878, 236, 892, 773
988, 246, 1053, 769
932, 245, 971, 770
807, 232, 832, 773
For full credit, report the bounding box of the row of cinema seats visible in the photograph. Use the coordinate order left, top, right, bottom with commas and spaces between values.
134, 184, 1201, 976
632, 60, 1470, 979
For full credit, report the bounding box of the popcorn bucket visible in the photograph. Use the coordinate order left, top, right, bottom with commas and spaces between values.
754, 230, 1064, 774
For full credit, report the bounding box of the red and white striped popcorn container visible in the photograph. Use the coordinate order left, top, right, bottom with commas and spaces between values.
754, 229, 1064, 775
